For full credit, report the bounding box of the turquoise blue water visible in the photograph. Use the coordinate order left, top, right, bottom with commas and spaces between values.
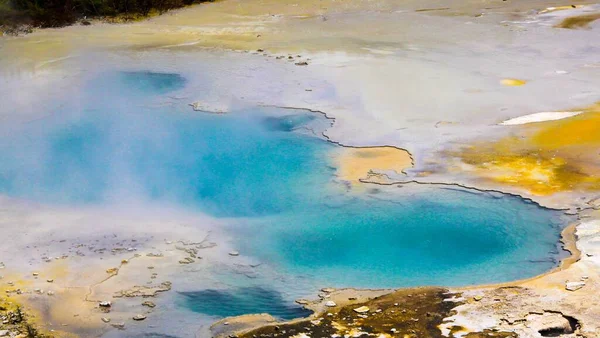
0, 71, 567, 319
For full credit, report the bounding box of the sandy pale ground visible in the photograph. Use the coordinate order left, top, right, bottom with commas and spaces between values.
1, 0, 600, 337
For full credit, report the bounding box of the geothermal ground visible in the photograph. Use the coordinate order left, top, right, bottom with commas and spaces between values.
1, 0, 600, 337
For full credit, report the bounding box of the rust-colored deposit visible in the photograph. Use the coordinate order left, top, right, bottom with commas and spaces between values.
555, 12, 600, 29
334, 146, 413, 184
236, 288, 516, 338
455, 103, 600, 195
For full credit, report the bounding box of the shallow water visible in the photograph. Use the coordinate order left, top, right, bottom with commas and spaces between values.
0, 70, 567, 320
179, 287, 313, 320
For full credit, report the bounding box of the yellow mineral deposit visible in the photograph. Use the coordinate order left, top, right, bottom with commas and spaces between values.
458, 103, 600, 195
500, 78, 527, 86
334, 146, 413, 184
539, 5, 584, 14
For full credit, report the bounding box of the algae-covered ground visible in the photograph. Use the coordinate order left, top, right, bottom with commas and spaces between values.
234, 288, 517, 338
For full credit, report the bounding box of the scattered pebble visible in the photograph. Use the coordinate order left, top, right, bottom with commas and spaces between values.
32, 272, 39, 277
111, 322, 125, 329
229, 251, 240, 256
566, 281, 586, 291
133, 314, 147, 321
325, 301, 337, 307
47, 279, 54, 283
473, 295, 483, 301
146, 252, 163, 257
47, 291, 55, 296
99, 301, 112, 308
353, 306, 370, 313
101, 317, 111, 323
179, 257, 195, 264
142, 301, 156, 308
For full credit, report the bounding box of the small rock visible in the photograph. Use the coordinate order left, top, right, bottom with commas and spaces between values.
47, 291, 55, 296
390, 328, 397, 333
142, 301, 156, 308
325, 301, 337, 307
99, 301, 112, 307
566, 281, 586, 291
47, 279, 54, 283
295, 61, 309, 66
229, 251, 240, 256
101, 317, 111, 323
0, 330, 9, 337
581, 276, 589, 280
32, 272, 39, 276
111, 322, 125, 329
473, 295, 483, 301
178, 257, 195, 264
133, 314, 147, 321
146, 252, 163, 257
296, 299, 309, 305
353, 306, 370, 313
321, 287, 335, 293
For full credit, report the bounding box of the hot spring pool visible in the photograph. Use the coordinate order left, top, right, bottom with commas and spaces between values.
0, 70, 568, 320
